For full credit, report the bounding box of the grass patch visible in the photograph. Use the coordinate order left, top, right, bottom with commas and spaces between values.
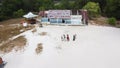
0, 18, 35, 53
0, 24, 34, 43
0, 18, 35, 43
0, 25, 23, 43
0, 36, 26, 53
35, 43, 43, 54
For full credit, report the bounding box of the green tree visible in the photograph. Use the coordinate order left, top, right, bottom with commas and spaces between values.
105, 0, 120, 19
39, 6, 45, 11
22, 0, 37, 11
69, 1, 75, 10
74, 0, 89, 10
54, 3, 62, 9
38, 0, 54, 11
90, 0, 107, 13
60, 0, 70, 9
13, 9, 25, 18
83, 2, 101, 19
74, 0, 82, 9
0, 0, 23, 17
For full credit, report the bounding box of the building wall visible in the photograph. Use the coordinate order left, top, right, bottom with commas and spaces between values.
41, 10, 87, 25
71, 15, 83, 25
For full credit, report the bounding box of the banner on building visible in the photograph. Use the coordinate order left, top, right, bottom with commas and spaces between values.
48, 10, 71, 18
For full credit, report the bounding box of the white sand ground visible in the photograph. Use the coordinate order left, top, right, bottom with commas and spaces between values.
1, 25, 120, 68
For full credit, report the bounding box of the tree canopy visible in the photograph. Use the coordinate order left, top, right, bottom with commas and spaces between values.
83, 2, 101, 18
0, 0, 120, 21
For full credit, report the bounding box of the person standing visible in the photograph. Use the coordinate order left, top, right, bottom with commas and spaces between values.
23, 22, 28, 28
61, 36, 63, 41
67, 34, 70, 41
0, 57, 3, 65
73, 34, 76, 41
63, 34, 66, 41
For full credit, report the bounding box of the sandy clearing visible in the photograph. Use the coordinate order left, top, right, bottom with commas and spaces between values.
1, 25, 120, 68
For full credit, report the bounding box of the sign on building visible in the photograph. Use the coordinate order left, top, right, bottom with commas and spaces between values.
71, 15, 82, 24
47, 10, 71, 18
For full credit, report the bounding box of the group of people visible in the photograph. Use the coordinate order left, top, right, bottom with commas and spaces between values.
61, 34, 76, 41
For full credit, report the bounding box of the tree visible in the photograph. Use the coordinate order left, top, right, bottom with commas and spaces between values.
74, 0, 82, 9
83, 2, 101, 19
74, 0, 89, 10
60, 0, 70, 9
0, 0, 23, 16
105, 0, 120, 19
39, 6, 45, 11
13, 9, 24, 18
69, 1, 75, 10
38, 0, 54, 11
54, 4, 61, 9
90, 0, 107, 13
22, 0, 37, 11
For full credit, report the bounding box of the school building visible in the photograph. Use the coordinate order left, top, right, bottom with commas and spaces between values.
39, 10, 88, 25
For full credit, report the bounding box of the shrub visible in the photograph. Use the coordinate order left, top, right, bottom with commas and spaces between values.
107, 17, 116, 26
13, 9, 24, 18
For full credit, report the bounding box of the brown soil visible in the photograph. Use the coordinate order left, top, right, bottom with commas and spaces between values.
35, 43, 43, 54
0, 36, 26, 53
0, 18, 24, 25
0, 18, 35, 53
0, 25, 23, 43
89, 17, 108, 26
32, 29, 37, 33
0, 18, 35, 44
39, 32, 47, 36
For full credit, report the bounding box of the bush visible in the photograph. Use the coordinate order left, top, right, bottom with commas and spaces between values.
13, 9, 24, 18
107, 17, 116, 26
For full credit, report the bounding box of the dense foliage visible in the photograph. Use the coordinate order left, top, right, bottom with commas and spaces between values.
107, 17, 117, 26
83, 2, 101, 19
0, 0, 120, 21
105, 0, 120, 19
